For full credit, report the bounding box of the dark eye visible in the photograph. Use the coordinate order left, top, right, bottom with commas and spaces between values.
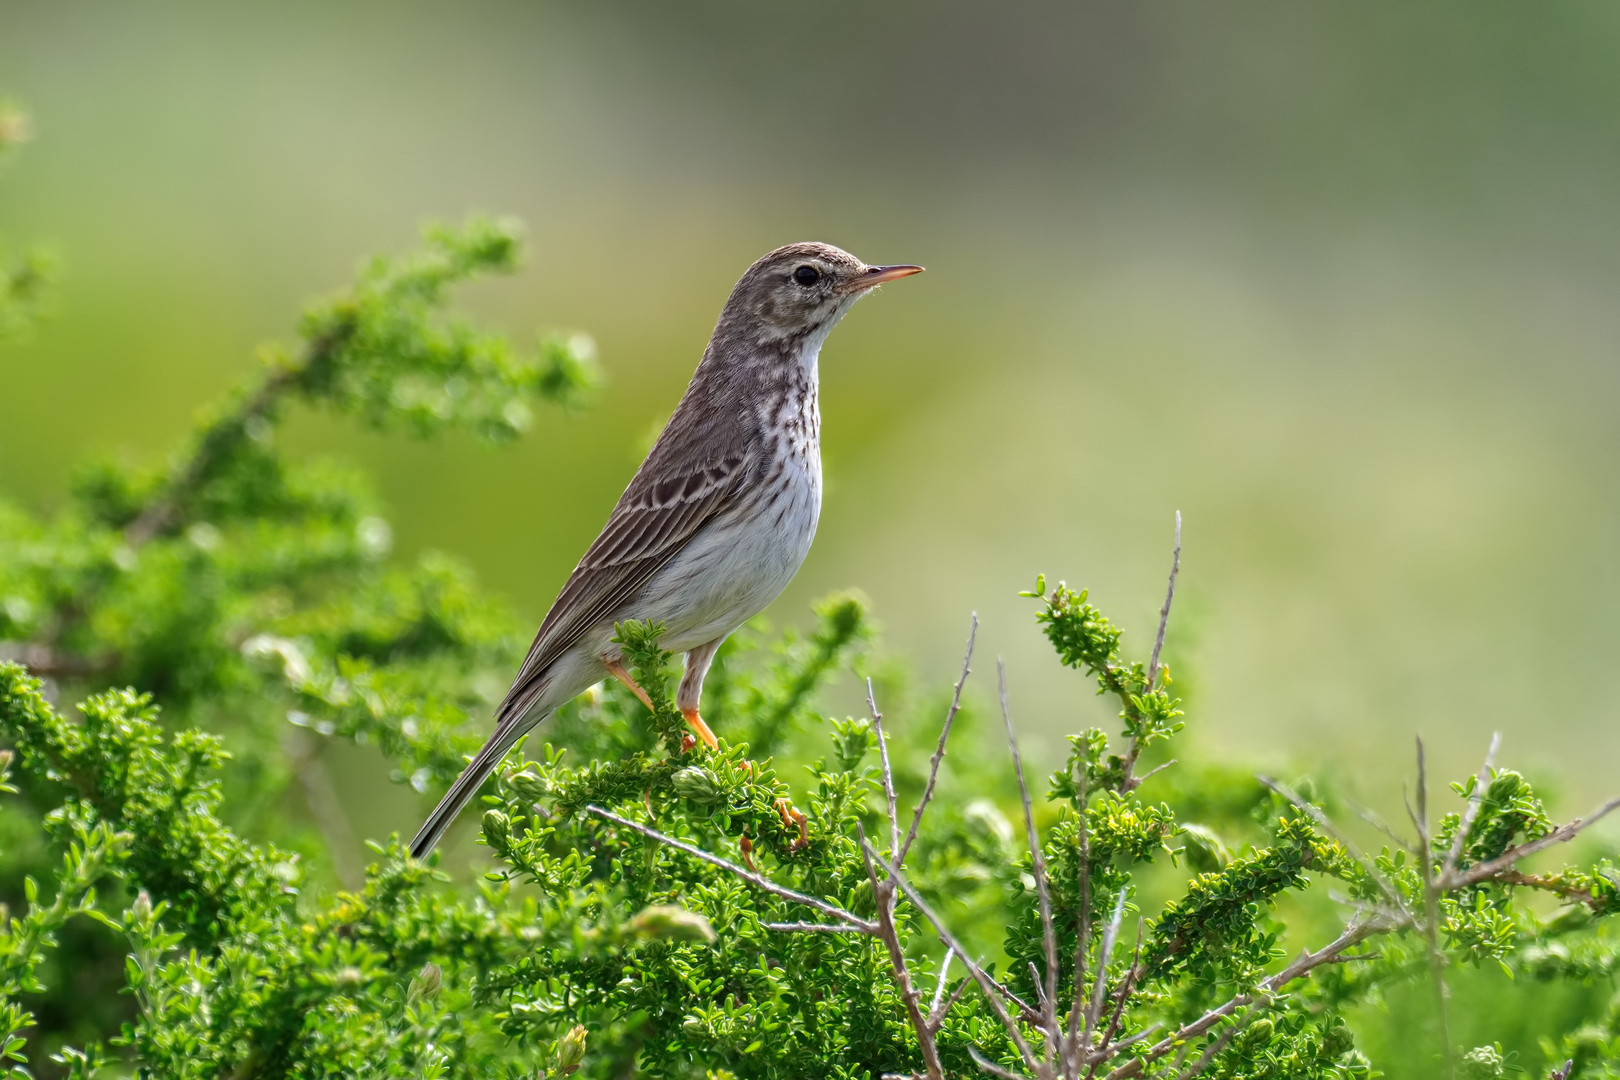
792, 265, 820, 286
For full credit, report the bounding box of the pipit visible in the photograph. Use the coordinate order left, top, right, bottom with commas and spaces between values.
410, 242, 922, 857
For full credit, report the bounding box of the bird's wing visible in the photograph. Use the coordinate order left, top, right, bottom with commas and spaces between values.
495, 447, 751, 723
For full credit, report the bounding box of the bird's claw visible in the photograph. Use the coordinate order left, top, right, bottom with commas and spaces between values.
681, 707, 719, 750
774, 797, 809, 853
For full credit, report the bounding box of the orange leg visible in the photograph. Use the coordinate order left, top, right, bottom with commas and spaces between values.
681, 707, 719, 751
774, 797, 809, 852
677, 639, 724, 752
603, 657, 654, 712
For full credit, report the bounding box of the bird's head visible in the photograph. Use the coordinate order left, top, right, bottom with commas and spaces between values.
716, 242, 923, 356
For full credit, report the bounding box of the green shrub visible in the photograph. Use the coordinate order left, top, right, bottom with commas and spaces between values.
1, 114, 1617, 1080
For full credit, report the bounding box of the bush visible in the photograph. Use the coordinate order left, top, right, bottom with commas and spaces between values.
1, 113, 1618, 1080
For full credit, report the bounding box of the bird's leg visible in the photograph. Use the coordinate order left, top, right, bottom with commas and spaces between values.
677, 639, 724, 751
774, 798, 810, 852
602, 656, 655, 712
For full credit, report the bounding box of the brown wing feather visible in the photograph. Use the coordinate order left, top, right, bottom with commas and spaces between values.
495, 447, 751, 723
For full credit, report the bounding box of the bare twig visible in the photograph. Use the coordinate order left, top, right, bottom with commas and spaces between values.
1344, 796, 1415, 854
988, 979, 1045, 1028
867, 678, 902, 858
858, 823, 945, 1080
969, 1047, 1030, 1080
1494, 871, 1605, 911
930, 948, 956, 1017
1173, 1011, 1255, 1080
1102, 920, 1387, 1078
1258, 774, 1412, 920
1084, 922, 1142, 1075
1029, 963, 1050, 1012
870, 842, 1043, 1073
899, 614, 978, 866
1444, 794, 1620, 891
926, 947, 969, 1032
1094, 1024, 1160, 1058
585, 805, 875, 932
1065, 760, 1093, 1069
762, 921, 865, 934
1441, 732, 1501, 879
1549, 1060, 1574, 1080
1000, 659, 1060, 1073
1135, 760, 1177, 785
1411, 737, 1454, 1075
1118, 515, 1182, 790
1083, 891, 1128, 1050
930, 978, 970, 1033
1145, 511, 1182, 690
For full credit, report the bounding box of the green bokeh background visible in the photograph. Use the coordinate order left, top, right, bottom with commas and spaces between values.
3, 2, 1618, 824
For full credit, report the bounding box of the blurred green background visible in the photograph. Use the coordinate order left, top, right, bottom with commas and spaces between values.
2, 1, 1618, 818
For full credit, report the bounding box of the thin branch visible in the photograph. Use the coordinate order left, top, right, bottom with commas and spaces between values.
1000, 658, 1060, 1072
870, 841, 1044, 1073
1411, 737, 1454, 1076
1444, 794, 1620, 891
1083, 891, 1128, 1049
1084, 922, 1142, 1075
1549, 1060, 1574, 1080
1135, 760, 1177, 785
585, 805, 875, 932
1103, 920, 1387, 1078
969, 1047, 1031, 1080
858, 823, 945, 1080
930, 948, 957, 1018
1494, 870, 1604, 911
1324, 951, 1383, 965
1065, 759, 1093, 1069
761, 921, 865, 934
1029, 963, 1050, 1012
985, 975, 1046, 1028
899, 613, 978, 866
1146, 511, 1182, 690
1258, 774, 1412, 920
1119, 514, 1182, 790
1441, 732, 1501, 879
1173, 1011, 1256, 1080
1344, 795, 1415, 854
1099, 1025, 1160, 1056
930, 978, 970, 1033
867, 678, 902, 858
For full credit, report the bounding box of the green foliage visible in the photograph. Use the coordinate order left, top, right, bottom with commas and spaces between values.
1, 133, 1618, 1078
1027, 577, 1184, 789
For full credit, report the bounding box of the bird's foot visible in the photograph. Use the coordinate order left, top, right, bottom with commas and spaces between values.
739, 833, 757, 873
680, 707, 719, 751
603, 657, 655, 712
774, 797, 809, 853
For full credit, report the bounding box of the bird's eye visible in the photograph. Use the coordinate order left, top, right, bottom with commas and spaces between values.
792, 265, 821, 286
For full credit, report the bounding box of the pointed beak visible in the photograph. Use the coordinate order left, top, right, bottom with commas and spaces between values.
847, 264, 925, 291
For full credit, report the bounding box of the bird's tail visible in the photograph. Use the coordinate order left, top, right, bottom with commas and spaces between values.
409, 723, 527, 860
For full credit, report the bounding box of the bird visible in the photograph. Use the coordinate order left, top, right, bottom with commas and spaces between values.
409, 242, 923, 858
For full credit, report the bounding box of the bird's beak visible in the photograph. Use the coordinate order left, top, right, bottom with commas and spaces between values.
846, 264, 925, 291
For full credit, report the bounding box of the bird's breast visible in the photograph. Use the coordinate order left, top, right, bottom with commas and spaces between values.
633, 384, 820, 652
